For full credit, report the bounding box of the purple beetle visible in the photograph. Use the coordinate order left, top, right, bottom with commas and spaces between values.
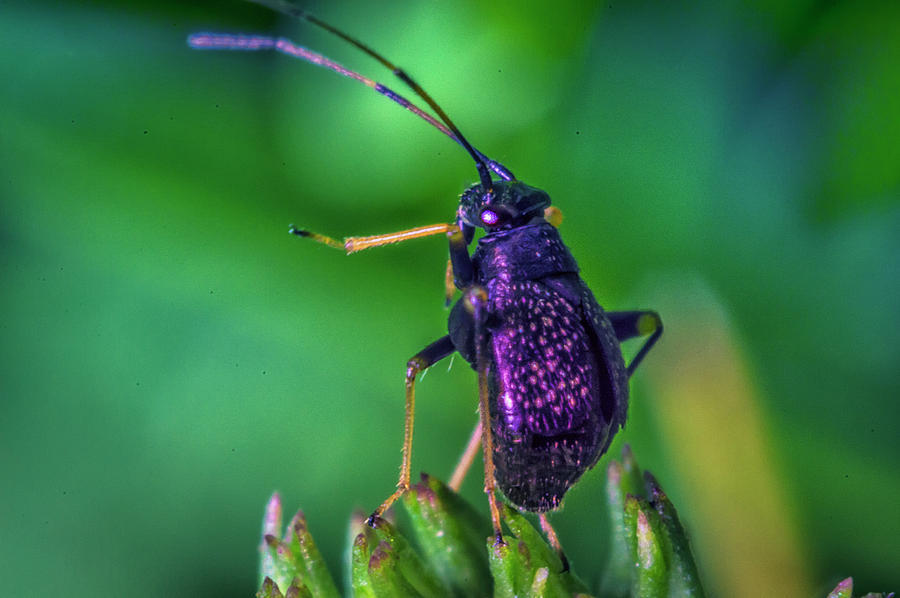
190, 0, 662, 550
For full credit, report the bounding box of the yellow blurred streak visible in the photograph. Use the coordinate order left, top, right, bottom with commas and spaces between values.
642, 277, 813, 598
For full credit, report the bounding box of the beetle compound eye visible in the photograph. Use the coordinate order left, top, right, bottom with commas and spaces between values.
480, 208, 500, 226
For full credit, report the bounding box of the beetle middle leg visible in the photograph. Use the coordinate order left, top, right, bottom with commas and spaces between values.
606, 310, 663, 377
368, 335, 455, 524
464, 285, 506, 546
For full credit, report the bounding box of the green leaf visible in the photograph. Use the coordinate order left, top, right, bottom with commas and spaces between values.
827, 576, 897, 598
285, 512, 340, 597
620, 444, 647, 498
257, 450, 714, 597
401, 473, 493, 596
644, 473, 705, 597
256, 577, 284, 598
367, 540, 427, 598
625, 496, 668, 598
256, 493, 340, 598
829, 577, 854, 598
259, 494, 283, 587
488, 505, 592, 598
283, 579, 313, 598
350, 532, 377, 598
352, 516, 445, 597
601, 459, 638, 597
488, 535, 533, 597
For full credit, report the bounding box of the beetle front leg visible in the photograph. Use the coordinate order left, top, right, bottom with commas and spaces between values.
444, 258, 456, 306
290, 223, 456, 253
368, 335, 456, 525
447, 222, 475, 289
443, 222, 474, 305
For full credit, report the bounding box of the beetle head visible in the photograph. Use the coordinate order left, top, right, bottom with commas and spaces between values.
458, 180, 551, 232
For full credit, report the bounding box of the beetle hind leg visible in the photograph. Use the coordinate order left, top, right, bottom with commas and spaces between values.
538, 513, 570, 572
448, 418, 482, 492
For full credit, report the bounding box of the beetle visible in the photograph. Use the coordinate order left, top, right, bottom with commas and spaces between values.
189, 0, 663, 548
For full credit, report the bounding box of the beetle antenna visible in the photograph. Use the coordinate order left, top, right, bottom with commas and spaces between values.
189, 32, 512, 182
249, 0, 510, 188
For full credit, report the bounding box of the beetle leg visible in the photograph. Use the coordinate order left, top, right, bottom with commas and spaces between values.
345, 223, 456, 253
444, 258, 456, 306
447, 222, 474, 288
291, 223, 455, 253
543, 206, 563, 227
287, 225, 345, 249
465, 286, 506, 546
537, 513, 570, 572
448, 418, 482, 491
606, 310, 663, 377
368, 335, 456, 524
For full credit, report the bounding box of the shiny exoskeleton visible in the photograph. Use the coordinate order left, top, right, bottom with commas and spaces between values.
444, 180, 645, 511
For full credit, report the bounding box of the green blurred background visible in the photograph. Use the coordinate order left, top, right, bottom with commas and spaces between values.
2, 0, 898, 596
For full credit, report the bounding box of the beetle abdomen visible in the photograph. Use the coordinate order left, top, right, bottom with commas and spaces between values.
487, 278, 611, 511
492, 427, 602, 511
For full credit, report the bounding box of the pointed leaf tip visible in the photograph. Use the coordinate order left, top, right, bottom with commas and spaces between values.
635, 510, 656, 569
601, 460, 635, 595
368, 540, 392, 571
284, 578, 313, 598
264, 493, 283, 538
607, 459, 623, 485
285, 510, 306, 544
643, 471, 665, 501
257, 577, 284, 598
828, 577, 853, 598
529, 566, 549, 594
264, 533, 280, 548
618, 445, 645, 498
260, 495, 285, 586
